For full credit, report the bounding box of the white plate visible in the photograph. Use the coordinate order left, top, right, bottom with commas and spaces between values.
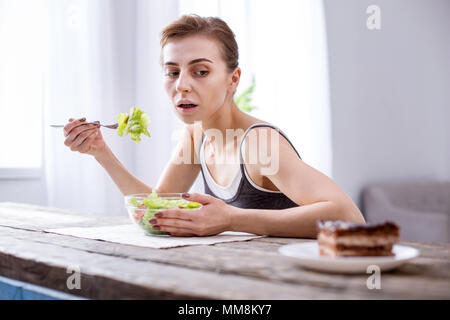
278, 242, 419, 274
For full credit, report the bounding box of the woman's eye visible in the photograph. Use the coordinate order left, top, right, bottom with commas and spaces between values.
165, 70, 207, 78
166, 71, 179, 78
196, 70, 209, 76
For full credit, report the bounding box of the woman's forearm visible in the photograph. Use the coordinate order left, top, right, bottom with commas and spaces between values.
94, 146, 152, 196
229, 201, 365, 238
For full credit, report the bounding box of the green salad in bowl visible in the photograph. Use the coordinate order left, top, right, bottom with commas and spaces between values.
124, 190, 202, 235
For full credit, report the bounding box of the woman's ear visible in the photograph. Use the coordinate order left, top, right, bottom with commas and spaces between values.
230, 67, 241, 92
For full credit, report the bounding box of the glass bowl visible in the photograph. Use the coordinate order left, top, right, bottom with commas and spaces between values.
124, 192, 202, 236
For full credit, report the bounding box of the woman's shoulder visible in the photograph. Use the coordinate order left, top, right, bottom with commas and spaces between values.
242, 120, 286, 142
240, 121, 300, 163
244, 121, 280, 133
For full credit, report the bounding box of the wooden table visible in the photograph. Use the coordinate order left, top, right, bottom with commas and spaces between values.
0, 202, 449, 300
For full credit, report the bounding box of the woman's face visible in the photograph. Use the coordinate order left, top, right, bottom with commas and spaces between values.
162, 35, 238, 124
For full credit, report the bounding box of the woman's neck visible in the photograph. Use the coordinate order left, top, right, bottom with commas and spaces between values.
202, 100, 244, 146
198, 98, 266, 154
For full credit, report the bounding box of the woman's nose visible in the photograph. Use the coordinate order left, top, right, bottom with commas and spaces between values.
175, 73, 192, 93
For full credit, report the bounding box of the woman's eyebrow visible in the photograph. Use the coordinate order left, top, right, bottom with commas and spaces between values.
164, 58, 213, 66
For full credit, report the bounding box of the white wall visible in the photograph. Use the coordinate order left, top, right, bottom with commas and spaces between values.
0, 175, 47, 206
323, 0, 450, 208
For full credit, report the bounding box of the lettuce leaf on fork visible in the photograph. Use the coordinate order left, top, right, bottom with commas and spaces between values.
117, 113, 130, 136
117, 107, 150, 143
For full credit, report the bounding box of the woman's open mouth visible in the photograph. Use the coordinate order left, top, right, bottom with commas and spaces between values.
177, 104, 198, 113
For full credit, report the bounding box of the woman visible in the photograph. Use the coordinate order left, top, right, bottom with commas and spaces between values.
63, 15, 365, 238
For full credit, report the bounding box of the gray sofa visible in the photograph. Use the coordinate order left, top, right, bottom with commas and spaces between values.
362, 181, 450, 243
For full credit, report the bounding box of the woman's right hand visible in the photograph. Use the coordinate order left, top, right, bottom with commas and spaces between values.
63, 117, 107, 158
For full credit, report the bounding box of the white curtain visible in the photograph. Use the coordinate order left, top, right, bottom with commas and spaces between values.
180, 0, 333, 176
248, 0, 332, 177
44, 0, 180, 216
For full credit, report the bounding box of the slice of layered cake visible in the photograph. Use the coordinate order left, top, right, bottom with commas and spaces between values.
317, 220, 400, 257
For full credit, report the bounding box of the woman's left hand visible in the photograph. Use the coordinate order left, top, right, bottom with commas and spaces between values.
150, 193, 234, 237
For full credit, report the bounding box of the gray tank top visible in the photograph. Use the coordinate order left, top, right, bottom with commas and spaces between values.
199, 123, 302, 209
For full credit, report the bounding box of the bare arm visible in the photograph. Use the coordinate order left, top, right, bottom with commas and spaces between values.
229, 201, 361, 238
94, 146, 153, 195
230, 127, 365, 238
154, 124, 201, 193
64, 118, 200, 196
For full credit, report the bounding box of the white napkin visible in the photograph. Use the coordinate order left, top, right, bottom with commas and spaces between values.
45, 224, 265, 249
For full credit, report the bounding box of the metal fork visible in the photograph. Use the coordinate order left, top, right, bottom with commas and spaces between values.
50, 122, 118, 129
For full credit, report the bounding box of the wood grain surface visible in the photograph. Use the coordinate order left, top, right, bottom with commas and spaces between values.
0, 203, 449, 299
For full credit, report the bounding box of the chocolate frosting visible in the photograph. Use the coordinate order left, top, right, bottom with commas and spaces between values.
317, 220, 399, 234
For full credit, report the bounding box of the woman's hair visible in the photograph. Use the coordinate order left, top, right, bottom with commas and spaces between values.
160, 15, 239, 72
